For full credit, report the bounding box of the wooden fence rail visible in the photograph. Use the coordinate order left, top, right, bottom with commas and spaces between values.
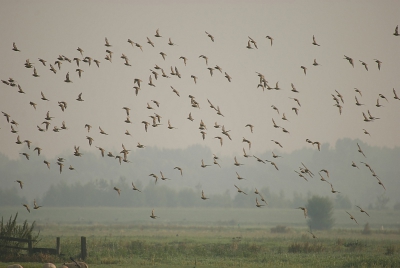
0, 235, 58, 255
0, 236, 87, 259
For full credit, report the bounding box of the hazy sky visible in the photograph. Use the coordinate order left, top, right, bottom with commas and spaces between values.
0, 0, 399, 161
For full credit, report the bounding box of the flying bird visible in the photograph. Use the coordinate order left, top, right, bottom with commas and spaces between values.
132, 182, 141, 192
113, 187, 121, 196
174, 166, 183, 176
359, 60, 368, 71
312, 35, 320, 46
357, 143, 366, 158
346, 211, 358, 225
150, 209, 158, 219
205, 31, 214, 42
344, 55, 354, 67
234, 185, 247, 195
394, 25, 399, 36
33, 199, 42, 209
201, 190, 209, 200
297, 207, 308, 218
23, 204, 30, 213
266, 35, 273, 46
256, 198, 264, 208
356, 206, 370, 217
12, 42, 20, 52
234, 156, 244, 166
374, 59, 382, 70
64, 72, 72, 83
16, 180, 23, 189
393, 88, 399, 100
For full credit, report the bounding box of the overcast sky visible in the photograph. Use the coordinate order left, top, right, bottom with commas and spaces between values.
0, 0, 399, 161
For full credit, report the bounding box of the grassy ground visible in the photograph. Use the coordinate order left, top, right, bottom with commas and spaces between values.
1, 207, 400, 267
1, 207, 400, 228
1, 224, 400, 267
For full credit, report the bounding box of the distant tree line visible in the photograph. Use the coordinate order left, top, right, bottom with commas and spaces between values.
1, 138, 398, 209
32, 176, 352, 209
0, 188, 27, 206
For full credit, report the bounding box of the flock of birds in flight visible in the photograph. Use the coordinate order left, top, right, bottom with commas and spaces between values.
2, 24, 400, 234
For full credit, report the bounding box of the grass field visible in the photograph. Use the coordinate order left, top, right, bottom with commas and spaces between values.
1, 207, 400, 267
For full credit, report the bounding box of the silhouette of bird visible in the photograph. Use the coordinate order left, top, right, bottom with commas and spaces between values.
266, 160, 279, 170
132, 182, 141, 192
174, 167, 183, 176
271, 140, 283, 148
16, 180, 23, 189
245, 124, 254, 133
86, 136, 94, 146
253, 155, 265, 164
201, 190, 209, 200
301, 66, 307, 75
308, 231, 317, 239
313, 59, 320, 66
150, 209, 158, 219
20, 152, 29, 160
234, 185, 247, 195
354, 88, 362, 97
33, 199, 42, 209
23, 204, 30, 213
346, 211, 358, 225
242, 137, 251, 149
312, 35, 320, 46
256, 198, 264, 208
205, 31, 214, 42
12, 42, 20, 52
234, 156, 243, 166
344, 55, 354, 67
374, 59, 382, 70
357, 143, 366, 158
297, 207, 308, 218
356, 206, 370, 217
394, 25, 399, 36
266, 35, 273, 46
57, 162, 64, 174
393, 88, 400, 100
201, 159, 211, 168
113, 187, 121, 196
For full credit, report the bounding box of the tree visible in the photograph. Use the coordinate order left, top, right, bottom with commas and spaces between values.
307, 195, 335, 230
375, 195, 390, 210
334, 194, 352, 209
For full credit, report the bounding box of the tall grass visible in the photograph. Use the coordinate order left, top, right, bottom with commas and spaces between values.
1, 219, 400, 267
0, 213, 40, 256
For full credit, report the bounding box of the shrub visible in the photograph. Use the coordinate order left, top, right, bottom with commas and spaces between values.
270, 225, 291, 233
362, 222, 372, 235
0, 213, 40, 256
306, 196, 335, 230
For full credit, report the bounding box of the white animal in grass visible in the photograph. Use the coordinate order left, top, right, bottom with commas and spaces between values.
7, 264, 23, 268
42, 263, 56, 268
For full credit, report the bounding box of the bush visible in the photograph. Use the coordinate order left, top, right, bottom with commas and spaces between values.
270, 225, 291, 233
0, 213, 40, 256
306, 196, 335, 230
362, 222, 372, 235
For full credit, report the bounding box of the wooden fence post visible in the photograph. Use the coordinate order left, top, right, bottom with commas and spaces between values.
56, 237, 61, 255
81, 236, 87, 260
27, 234, 33, 254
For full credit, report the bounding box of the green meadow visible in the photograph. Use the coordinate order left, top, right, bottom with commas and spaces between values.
1, 207, 400, 267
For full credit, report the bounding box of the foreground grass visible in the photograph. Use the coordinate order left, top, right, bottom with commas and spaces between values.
1, 223, 400, 267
